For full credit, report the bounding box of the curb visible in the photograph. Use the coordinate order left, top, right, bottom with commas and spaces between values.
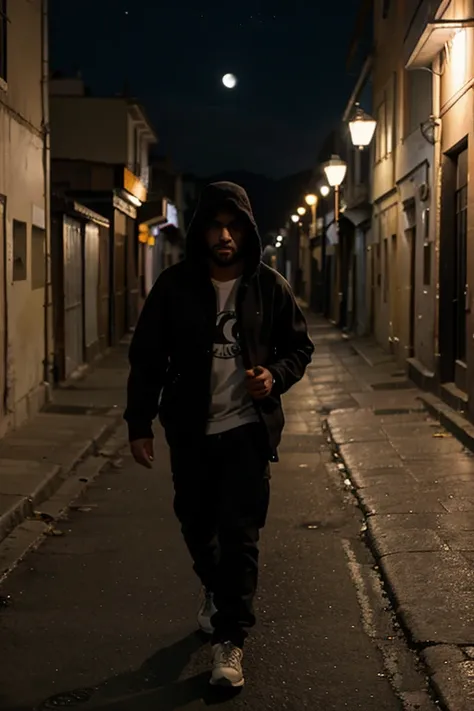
417, 393, 474, 454
322, 417, 453, 711
0, 413, 122, 546
350, 341, 395, 369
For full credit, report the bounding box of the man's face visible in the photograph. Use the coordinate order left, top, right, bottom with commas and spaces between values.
205, 210, 246, 267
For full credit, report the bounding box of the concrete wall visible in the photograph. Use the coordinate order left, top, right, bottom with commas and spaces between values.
50, 96, 129, 166
0, 0, 49, 435
371, 0, 403, 359
371, 0, 439, 372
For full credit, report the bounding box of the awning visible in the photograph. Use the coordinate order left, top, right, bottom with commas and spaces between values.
340, 207, 371, 227
326, 221, 339, 246
325, 210, 335, 227
405, 20, 473, 68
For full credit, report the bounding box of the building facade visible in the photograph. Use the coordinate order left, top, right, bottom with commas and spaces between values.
364, 0, 438, 378
0, 0, 52, 436
344, 0, 474, 417
50, 78, 157, 348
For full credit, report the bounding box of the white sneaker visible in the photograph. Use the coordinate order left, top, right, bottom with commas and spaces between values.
197, 589, 217, 635
210, 641, 245, 688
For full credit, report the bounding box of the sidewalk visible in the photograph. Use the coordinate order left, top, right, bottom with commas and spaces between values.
0, 344, 129, 547
307, 315, 474, 711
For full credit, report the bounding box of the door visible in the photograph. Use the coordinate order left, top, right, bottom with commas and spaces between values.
63, 216, 84, 378
98, 224, 110, 351
0, 197, 6, 416
389, 234, 398, 354
84, 222, 100, 360
126, 216, 139, 329
407, 227, 416, 358
351, 251, 357, 332
454, 147, 468, 391
113, 210, 127, 344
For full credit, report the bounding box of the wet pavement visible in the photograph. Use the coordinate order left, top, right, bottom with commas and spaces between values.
318, 322, 474, 711
0, 346, 128, 544
0, 316, 445, 710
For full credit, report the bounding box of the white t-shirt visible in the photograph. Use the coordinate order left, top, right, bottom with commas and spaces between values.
207, 278, 259, 435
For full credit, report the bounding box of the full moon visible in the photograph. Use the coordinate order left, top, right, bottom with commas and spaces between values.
222, 73, 237, 89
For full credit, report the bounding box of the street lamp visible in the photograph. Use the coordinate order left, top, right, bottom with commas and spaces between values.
290, 214, 299, 223
348, 103, 377, 150
320, 185, 330, 197
297, 206, 306, 216
323, 154, 347, 222
305, 194, 318, 237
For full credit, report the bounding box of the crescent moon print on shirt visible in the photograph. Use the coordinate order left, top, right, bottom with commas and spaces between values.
213, 310, 242, 359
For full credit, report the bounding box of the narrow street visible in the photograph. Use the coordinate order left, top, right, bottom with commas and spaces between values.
0, 318, 437, 710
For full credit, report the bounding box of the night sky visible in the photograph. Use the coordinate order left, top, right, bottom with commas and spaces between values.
50, 1, 360, 179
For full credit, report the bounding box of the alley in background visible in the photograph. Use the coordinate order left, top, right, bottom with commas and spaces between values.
0, 318, 439, 711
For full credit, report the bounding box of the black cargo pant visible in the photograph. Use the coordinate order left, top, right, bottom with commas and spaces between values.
170, 422, 270, 649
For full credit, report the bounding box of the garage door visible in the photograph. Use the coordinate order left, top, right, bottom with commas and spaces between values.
63, 216, 83, 379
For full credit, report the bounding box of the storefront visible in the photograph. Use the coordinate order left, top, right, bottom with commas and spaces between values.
50, 198, 110, 382
139, 198, 183, 299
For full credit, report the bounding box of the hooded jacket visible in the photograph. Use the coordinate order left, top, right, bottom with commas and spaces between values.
124, 181, 314, 460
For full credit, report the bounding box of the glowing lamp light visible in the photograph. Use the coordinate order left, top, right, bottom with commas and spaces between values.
297, 207, 306, 216
323, 155, 347, 188
320, 185, 330, 197
290, 214, 299, 223
305, 194, 317, 206
127, 193, 142, 207
348, 103, 377, 149
276, 235, 283, 242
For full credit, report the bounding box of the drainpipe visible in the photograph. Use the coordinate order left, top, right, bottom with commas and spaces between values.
41, 0, 52, 394
432, 54, 442, 375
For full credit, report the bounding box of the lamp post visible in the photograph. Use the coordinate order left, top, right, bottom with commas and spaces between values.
348, 103, 377, 150
304, 194, 318, 237
323, 154, 347, 223
323, 154, 347, 326
289, 213, 304, 294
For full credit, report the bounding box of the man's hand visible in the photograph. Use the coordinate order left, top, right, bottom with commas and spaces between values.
245, 366, 274, 400
130, 438, 154, 469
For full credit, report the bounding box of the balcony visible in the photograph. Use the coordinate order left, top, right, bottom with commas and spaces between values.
404, 0, 474, 68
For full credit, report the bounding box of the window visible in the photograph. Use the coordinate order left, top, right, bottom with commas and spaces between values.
12, 220, 27, 282
375, 75, 396, 161
423, 243, 431, 286
375, 102, 387, 162
0, 0, 7, 84
422, 208, 431, 286
405, 69, 432, 137
31, 226, 45, 290
455, 146, 468, 361
383, 238, 389, 303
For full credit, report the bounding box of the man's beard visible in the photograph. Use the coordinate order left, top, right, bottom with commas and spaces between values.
208, 244, 243, 267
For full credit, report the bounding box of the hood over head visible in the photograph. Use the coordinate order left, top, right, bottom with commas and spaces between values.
185, 181, 262, 276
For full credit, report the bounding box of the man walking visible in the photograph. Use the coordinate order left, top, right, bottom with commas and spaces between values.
124, 182, 314, 688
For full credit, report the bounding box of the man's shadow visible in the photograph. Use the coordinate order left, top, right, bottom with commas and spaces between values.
34, 631, 241, 710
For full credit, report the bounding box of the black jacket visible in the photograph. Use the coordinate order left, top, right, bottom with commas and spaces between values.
124, 181, 314, 460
